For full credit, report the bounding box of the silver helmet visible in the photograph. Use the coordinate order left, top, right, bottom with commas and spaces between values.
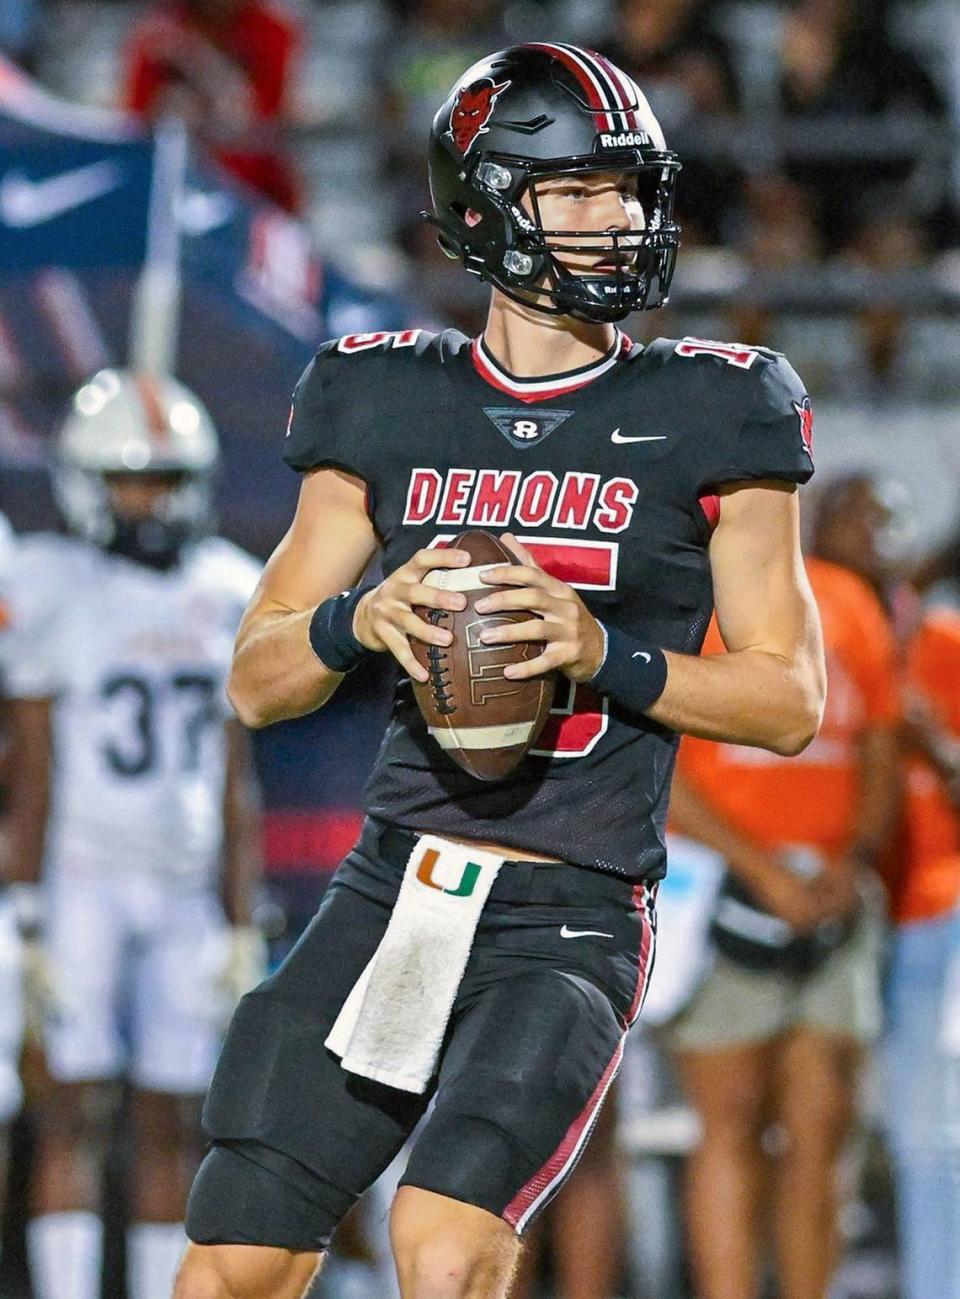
55, 369, 219, 567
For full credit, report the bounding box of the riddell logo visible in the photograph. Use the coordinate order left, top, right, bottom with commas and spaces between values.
449, 78, 511, 153
598, 131, 649, 148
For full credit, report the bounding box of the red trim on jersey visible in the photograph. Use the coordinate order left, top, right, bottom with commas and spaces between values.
626, 883, 657, 1024
698, 493, 721, 531
503, 1037, 624, 1231
470, 333, 630, 404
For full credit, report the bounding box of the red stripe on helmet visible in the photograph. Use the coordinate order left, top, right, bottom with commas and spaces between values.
135, 372, 170, 444
589, 50, 642, 131
525, 42, 614, 132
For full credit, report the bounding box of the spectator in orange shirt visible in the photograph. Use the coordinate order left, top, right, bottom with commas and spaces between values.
122, 0, 302, 212
884, 609, 960, 1299
661, 533, 900, 1299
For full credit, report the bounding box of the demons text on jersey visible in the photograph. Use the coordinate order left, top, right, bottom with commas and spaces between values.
403, 468, 639, 534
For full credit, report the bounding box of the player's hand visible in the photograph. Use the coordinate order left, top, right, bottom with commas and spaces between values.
352, 548, 471, 682
21, 934, 59, 1044
9, 884, 58, 1043
218, 925, 269, 1011
473, 534, 605, 682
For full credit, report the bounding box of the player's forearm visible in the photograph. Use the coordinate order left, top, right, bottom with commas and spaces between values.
6, 796, 47, 887
227, 607, 345, 729
648, 645, 825, 756
221, 724, 263, 926
5, 701, 52, 886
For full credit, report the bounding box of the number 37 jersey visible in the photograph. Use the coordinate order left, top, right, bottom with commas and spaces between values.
0, 535, 261, 881
285, 329, 815, 881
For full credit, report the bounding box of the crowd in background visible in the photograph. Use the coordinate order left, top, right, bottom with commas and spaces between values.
2, 0, 960, 392
0, 2, 959, 1298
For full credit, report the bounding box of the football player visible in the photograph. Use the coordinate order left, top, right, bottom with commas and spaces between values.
176, 43, 826, 1299
2, 372, 264, 1299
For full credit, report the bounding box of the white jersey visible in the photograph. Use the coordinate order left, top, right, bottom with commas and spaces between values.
3, 534, 261, 882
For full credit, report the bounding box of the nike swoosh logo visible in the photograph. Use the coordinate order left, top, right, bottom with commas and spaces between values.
611, 429, 667, 444
560, 925, 614, 940
632, 651, 652, 663
0, 161, 123, 228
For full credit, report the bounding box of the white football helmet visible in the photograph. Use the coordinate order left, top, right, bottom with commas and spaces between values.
55, 369, 219, 566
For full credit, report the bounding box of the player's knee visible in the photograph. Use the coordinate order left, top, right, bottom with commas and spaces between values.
172, 1250, 226, 1299
394, 1237, 483, 1299
174, 1243, 314, 1299
37, 1082, 116, 1153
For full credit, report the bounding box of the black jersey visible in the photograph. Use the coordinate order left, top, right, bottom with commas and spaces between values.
283, 327, 814, 880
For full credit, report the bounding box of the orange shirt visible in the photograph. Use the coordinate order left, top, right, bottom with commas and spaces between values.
895, 612, 960, 923
677, 558, 899, 859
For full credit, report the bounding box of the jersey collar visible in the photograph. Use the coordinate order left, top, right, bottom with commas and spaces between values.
470, 330, 632, 404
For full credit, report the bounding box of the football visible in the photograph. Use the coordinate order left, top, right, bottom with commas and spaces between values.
411, 529, 557, 780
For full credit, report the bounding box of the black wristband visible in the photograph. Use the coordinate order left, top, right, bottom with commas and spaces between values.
589, 624, 668, 716
308, 586, 375, 673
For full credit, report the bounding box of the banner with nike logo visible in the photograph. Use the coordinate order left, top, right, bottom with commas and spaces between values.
0, 53, 417, 512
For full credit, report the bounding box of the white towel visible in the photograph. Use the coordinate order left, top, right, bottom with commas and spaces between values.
325, 835, 506, 1093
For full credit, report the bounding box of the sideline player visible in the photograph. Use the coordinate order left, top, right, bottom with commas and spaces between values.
2, 373, 264, 1299
176, 44, 826, 1299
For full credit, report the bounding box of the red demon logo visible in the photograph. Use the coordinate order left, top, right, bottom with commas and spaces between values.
793, 396, 814, 459
449, 78, 511, 154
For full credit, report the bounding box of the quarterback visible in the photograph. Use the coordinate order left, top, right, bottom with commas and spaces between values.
2, 373, 264, 1299
177, 43, 826, 1299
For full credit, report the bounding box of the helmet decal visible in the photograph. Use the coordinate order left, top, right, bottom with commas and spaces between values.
449, 77, 511, 154
794, 397, 814, 459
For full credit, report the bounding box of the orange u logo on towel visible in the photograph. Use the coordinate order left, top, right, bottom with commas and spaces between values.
416, 849, 482, 898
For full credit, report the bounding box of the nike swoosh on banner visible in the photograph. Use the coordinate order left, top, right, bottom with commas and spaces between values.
560, 925, 615, 939
0, 161, 123, 228
610, 429, 667, 443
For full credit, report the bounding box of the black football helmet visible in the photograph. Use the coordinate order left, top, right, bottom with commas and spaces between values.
426, 43, 681, 323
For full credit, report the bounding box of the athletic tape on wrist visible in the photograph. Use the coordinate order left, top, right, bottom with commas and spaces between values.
589, 623, 668, 716
308, 585, 375, 673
